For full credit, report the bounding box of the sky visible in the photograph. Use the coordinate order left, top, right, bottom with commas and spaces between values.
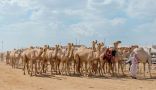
0, 0, 156, 51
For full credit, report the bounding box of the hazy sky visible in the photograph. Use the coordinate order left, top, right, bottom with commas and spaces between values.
0, 0, 156, 51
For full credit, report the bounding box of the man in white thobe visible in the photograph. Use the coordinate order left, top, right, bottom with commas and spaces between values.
128, 53, 138, 79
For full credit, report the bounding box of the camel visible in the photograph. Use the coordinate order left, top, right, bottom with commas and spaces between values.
88, 42, 105, 75
0, 52, 4, 61
131, 47, 152, 78
112, 41, 125, 75
39, 45, 50, 74
5, 51, 11, 65
9, 49, 17, 68
65, 43, 75, 75
105, 41, 121, 75
74, 41, 104, 76
45, 45, 60, 75
59, 43, 74, 75
99, 47, 108, 75
123, 45, 139, 71
99, 41, 124, 76
74, 46, 92, 75
13, 49, 22, 68
22, 47, 43, 76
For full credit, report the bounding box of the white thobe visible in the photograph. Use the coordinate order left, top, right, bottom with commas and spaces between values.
130, 56, 138, 77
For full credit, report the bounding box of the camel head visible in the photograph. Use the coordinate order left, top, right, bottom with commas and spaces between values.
55, 45, 60, 50
92, 40, 97, 45
114, 41, 121, 45
30, 46, 34, 49
96, 43, 101, 51
100, 42, 104, 46
67, 43, 73, 51
130, 45, 139, 52
113, 40, 122, 49
68, 43, 71, 46
43, 45, 49, 51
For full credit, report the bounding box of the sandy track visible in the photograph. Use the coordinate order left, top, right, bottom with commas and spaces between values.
0, 62, 156, 90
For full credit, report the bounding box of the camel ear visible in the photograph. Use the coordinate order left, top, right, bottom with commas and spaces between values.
72, 43, 74, 46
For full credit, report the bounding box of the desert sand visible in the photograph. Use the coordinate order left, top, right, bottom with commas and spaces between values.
0, 62, 156, 90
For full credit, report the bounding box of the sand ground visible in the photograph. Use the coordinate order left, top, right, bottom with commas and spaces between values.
0, 62, 156, 90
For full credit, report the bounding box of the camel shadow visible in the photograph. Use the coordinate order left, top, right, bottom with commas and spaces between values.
35, 74, 67, 80
26, 71, 156, 81
34, 74, 52, 78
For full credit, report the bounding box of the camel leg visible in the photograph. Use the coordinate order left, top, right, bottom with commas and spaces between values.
104, 62, 107, 74
30, 60, 33, 76
44, 61, 48, 73
23, 61, 26, 75
148, 63, 152, 78
61, 62, 64, 75
27, 61, 30, 74
143, 63, 146, 78
51, 63, 53, 75
57, 60, 61, 74
65, 61, 70, 75
65, 62, 68, 75
73, 60, 76, 74
13, 59, 15, 68
85, 62, 88, 76
42, 61, 45, 73
67, 61, 71, 75
112, 63, 115, 75
37, 60, 40, 73
16, 59, 19, 68
35, 62, 37, 76
106, 62, 108, 73
41, 62, 44, 74
108, 63, 111, 74
50, 61, 53, 75
118, 62, 120, 75
99, 62, 103, 76
139, 63, 142, 74
101, 62, 104, 75
108, 63, 110, 73
55, 61, 58, 74
100, 61, 105, 75
118, 61, 124, 75
64, 62, 66, 75
121, 62, 124, 75
11, 58, 13, 68
114, 63, 117, 75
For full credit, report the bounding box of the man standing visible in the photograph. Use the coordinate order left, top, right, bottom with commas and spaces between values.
129, 53, 139, 79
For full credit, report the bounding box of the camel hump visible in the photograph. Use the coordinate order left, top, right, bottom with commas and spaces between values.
133, 47, 144, 53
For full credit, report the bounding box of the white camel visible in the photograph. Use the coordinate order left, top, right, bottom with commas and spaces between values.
131, 47, 152, 78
